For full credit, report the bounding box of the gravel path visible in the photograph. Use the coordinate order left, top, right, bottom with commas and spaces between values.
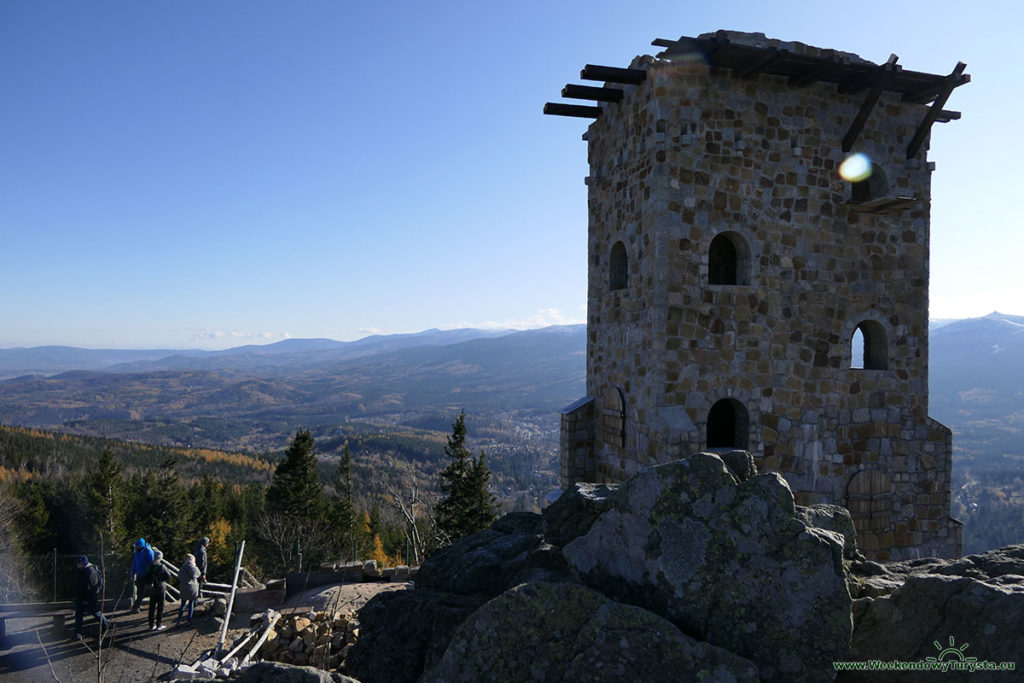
0, 582, 409, 682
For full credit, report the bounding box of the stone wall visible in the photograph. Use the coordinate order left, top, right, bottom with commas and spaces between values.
560, 32, 962, 561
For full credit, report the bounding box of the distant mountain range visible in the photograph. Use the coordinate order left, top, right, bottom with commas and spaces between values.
0, 326, 586, 452
0, 315, 1021, 470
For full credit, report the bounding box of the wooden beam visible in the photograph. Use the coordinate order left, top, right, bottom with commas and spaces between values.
839, 54, 899, 95
843, 72, 890, 152
788, 56, 844, 87
562, 84, 624, 102
935, 109, 961, 123
735, 47, 787, 80
580, 64, 647, 84
543, 102, 600, 118
902, 62, 969, 103
906, 62, 968, 159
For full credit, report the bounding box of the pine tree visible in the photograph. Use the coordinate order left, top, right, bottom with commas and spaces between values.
331, 445, 355, 539
436, 411, 499, 542
266, 429, 324, 520
82, 449, 124, 546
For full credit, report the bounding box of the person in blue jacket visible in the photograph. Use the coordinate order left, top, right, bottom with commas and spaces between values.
129, 538, 155, 614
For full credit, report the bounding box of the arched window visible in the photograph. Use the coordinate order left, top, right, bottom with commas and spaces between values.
850, 320, 888, 370
851, 164, 889, 203
708, 232, 750, 285
707, 398, 749, 450
609, 241, 628, 291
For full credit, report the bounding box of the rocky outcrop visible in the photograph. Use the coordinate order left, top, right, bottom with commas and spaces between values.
842, 545, 1024, 681
422, 581, 759, 683
560, 454, 851, 682
342, 589, 485, 683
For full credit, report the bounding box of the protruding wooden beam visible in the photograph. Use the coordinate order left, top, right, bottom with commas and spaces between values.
580, 64, 646, 84
788, 55, 845, 87
543, 102, 601, 118
906, 62, 968, 159
841, 56, 900, 152
935, 109, 961, 123
839, 54, 899, 95
562, 84, 624, 102
902, 62, 970, 103
735, 47, 787, 80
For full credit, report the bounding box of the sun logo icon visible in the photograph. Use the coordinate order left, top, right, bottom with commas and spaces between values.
926, 636, 978, 663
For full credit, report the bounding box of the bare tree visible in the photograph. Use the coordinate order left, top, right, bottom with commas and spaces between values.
377, 464, 442, 565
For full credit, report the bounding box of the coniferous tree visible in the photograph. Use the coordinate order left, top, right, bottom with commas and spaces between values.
331, 445, 355, 549
266, 429, 324, 519
436, 411, 499, 542
82, 448, 125, 550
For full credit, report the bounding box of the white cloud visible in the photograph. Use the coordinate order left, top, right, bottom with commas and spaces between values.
443, 307, 585, 331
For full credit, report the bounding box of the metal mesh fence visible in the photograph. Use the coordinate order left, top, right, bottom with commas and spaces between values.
21, 551, 131, 603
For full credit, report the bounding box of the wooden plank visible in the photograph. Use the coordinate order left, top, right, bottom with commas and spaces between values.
788, 57, 844, 87
562, 84, 624, 102
906, 62, 968, 159
580, 64, 646, 84
735, 48, 786, 80
543, 103, 600, 119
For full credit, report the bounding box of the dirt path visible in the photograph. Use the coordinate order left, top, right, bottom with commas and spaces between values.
0, 582, 408, 682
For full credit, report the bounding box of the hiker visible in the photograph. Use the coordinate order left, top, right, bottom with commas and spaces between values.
194, 536, 210, 596
175, 553, 201, 626
73, 555, 109, 640
146, 549, 171, 631
129, 538, 155, 613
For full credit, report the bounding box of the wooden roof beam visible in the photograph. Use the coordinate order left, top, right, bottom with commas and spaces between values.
839, 54, 900, 95
902, 62, 970, 103
543, 102, 601, 119
735, 47, 787, 80
562, 84, 624, 102
788, 54, 846, 87
580, 64, 647, 84
906, 62, 968, 159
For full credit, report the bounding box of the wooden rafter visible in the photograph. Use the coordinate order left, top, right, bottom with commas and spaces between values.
562, 84, 624, 102
735, 47, 787, 80
906, 62, 968, 159
543, 102, 600, 119
580, 64, 647, 84
842, 55, 899, 152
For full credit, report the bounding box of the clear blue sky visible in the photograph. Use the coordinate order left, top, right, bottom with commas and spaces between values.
2, 0, 1019, 349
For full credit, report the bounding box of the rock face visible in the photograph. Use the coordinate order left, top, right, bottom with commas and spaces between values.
560, 454, 851, 682
844, 545, 1024, 682
347, 453, 1021, 683
342, 589, 484, 683
422, 582, 759, 683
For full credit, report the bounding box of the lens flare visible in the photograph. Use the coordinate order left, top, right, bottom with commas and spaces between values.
839, 153, 872, 182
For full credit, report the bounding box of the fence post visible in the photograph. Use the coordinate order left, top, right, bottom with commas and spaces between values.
52, 549, 57, 602
296, 541, 302, 573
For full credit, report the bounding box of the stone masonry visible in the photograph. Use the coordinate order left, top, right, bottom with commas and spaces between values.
553, 31, 967, 560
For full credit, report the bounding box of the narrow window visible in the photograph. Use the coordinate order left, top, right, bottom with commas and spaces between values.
609, 241, 628, 291
708, 232, 750, 285
707, 398, 749, 450
851, 320, 888, 370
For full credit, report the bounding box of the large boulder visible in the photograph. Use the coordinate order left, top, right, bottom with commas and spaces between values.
541, 482, 616, 547
422, 581, 759, 683
844, 546, 1024, 682
562, 453, 851, 682
796, 503, 861, 560
342, 589, 484, 683
414, 512, 551, 597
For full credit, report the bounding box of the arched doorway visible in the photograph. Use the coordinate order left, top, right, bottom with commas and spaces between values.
707, 398, 749, 450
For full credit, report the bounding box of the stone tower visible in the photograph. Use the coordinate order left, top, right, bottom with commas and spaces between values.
545, 31, 968, 561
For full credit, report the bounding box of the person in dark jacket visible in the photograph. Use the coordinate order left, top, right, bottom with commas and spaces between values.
146, 549, 171, 631
129, 538, 155, 613
73, 556, 109, 640
194, 536, 209, 596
